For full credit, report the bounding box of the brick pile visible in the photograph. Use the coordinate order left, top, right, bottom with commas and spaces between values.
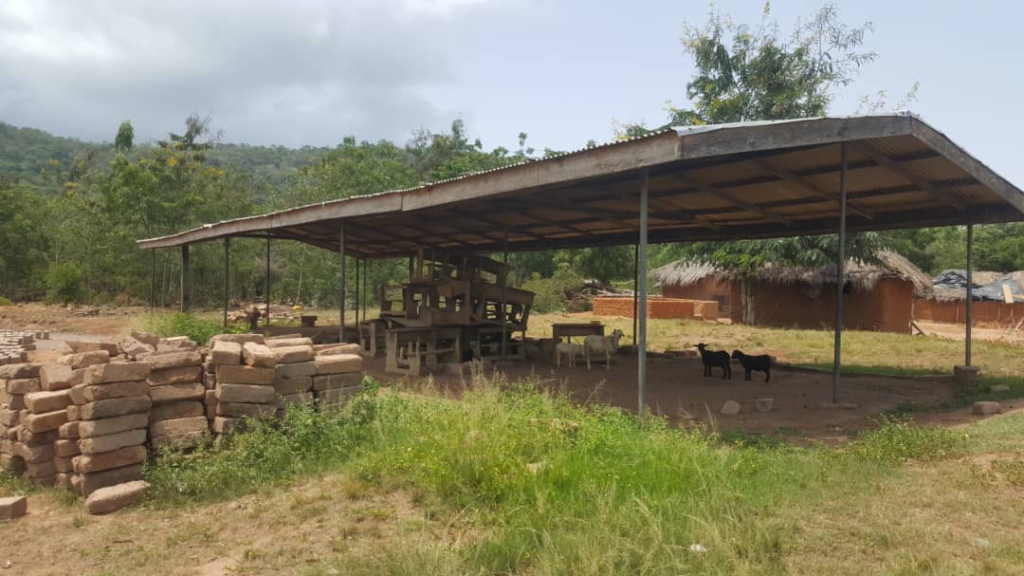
0, 329, 47, 365
142, 338, 207, 450
211, 337, 278, 436
20, 363, 75, 487
69, 360, 152, 497
312, 343, 364, 410
268, 336, 317, 415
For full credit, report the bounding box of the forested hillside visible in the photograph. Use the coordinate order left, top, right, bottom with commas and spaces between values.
2, 2, 1023, 311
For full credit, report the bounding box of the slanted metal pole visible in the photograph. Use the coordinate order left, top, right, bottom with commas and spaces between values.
339, 226, 346, 343
223, 237, 230, 327
638, 170, 649, 418
180, 244, 190, 313
966, 222, 974, 366
632, 244, 639, 346
832, 143, 848, 404
265, 237, 271, 327
355, 256, 360, 329
501, 215, 509, 359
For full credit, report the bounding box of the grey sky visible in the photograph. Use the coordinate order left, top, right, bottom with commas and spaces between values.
2, 0, 1022, 185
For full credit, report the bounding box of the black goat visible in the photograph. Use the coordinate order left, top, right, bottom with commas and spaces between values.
695, 343, 731, 379
731, 350, 772, 382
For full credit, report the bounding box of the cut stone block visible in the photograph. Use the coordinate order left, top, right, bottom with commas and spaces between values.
78, 413, 150, 439
85, 480, 148, 515
312, 373, 361, 392
151, 430, 206, 450
66, 341, 119, 356
54, 456, 74, 473
79, 463, 144, 497
0, 495, 27, 520
158, 336, 197, 350
16, 442, 55, 463
147, 366, 202, 387
59, 421, 80, 440
28, 474, 56, 487
314, 354, 363, 375
0, 390, 26, 411
79, 396, 151, 420
216, 402, 276, 418
130, 330, 159, 348
63, 350, 111, 370
210, 333, 265, 346
0, 364, 40, 380
119, 337, 155, 360
216, 365, 275, 385
55, 439, 80, 458
85, 363, 151, 385
973, 401, 1002, 416
720, 400, 742, 416
316, 344, 362, 356
6, 378, 41, 394
274, 377, 313, 396
145, 351, 202, 371
150, 416, 208, 438
216, 384, 276, 404
266, 337, 313, 349
81, 381, 149, 402
0, 409, 19, 427
25, 459, 56, 478
17, 428, 57, 445
273, 346, 313, 364
316, 386, 360, 406
25, 390, 71, 413
22, 409, 68, 433
79, 429, 147, 455
150, 401, 204, 422
56, 472, 74, 490
66, 405, 80, 421
279, 392, 314, 407
209, 340, 242, 366
212, 416, 242, 435
149, 382, 205, 404
274, 361, 316, 380
74, 445, 147, 474
39, 364, 74, 391
242, 342, 277, 368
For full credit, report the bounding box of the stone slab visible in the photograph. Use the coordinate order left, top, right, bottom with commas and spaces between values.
74, 445, 147, 474
81, 381, 149, 402
5, 378, 40, 395
151, 430, 206, 450
147, 366, 202, 387
312, 373, 361, 392
62, 350, 110, 370
150, 382, 205, 404
216, 402, 275, 419
0, 364, 40, 380
39, 364, 74, 391
216, 365, 274, 385
150, 401, 204, 422
79, 463, 144, 497
314, 354, 363, 375
24, 390, 70, 413
22, 410, 68, 433
149, 416, 208, 438
79, 429, 147, 455
145, 351, 202, 371
54, 455, 74, 473
279, 392, 314, 407
59, 421, 80, 440
273, 346, 313, 364
85, 480, 149, 515
55, 439, 80, 458
209, 340, 242, 366
79, 396, 151, 420
0, 495, 27, 520
316, 386, 360, 406
266, 337, 313, 349
77, 413, 149, 439
274, 376, 313, 396
210, 334, 265, 346
274, 361, 316, 380
17, 428, 57, 445
242, 342, 277, 368
216, 384, 276, 404
85, 363, 151, 385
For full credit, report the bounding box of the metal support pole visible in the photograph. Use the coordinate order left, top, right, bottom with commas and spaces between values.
180, 244, 190, 313
150, 249, 155, 314
966, 222, 974, 366
832, 143, 848, 404
265, 237, 271, 327
223, 237, 230, 327
632, 244, 639, 346
355, 256, 360, 329
362, 259, 368, 321
501, 215, 509, 359
638, 170, 650, 418
339, 226, 346, 343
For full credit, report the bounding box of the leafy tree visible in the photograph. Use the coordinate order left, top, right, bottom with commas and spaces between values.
115, 121, 134, 153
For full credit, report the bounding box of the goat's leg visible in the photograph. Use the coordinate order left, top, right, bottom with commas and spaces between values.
605, 350, 610, 371
586, 350, 591, 371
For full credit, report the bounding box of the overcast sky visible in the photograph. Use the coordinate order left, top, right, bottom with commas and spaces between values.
2, 0, 1023, 185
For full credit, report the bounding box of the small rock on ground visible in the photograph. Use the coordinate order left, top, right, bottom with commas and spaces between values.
990, 384, 1011, 393
755, 398, 774, 413
973, 401, 1002, 416
720, 400, 741, 416
0, 496, 27, 521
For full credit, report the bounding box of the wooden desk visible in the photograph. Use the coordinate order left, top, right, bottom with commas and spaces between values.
552, 322, 604, 343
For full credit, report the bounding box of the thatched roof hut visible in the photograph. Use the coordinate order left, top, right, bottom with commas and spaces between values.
651, 250, 933, 297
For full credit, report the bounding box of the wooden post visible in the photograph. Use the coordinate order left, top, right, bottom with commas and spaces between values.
638, 170, 649, 418
180, 244, 190, 313
223, 237, 230, 327
832, 143, 848, 404
966, 221, 974, 366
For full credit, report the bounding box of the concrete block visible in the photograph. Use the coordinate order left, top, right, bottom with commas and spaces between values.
314, 354, 363, 375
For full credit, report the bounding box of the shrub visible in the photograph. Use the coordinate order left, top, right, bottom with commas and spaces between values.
0, 296, 12, 306
840, 416, 964, 464
44, 261, 87, 304
143, 312, 243, 345
520, 263, 584, 313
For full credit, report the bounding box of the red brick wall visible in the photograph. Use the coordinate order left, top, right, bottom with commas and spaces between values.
663, 277, 743, 323
592, 297, 719, 320
915, 298, 1024, 327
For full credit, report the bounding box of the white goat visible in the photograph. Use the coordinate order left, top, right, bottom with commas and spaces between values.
554, 340, 583, 367
584, 329, 625, 371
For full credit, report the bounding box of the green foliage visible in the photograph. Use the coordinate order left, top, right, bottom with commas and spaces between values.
520, 263, 584, 312
839, 417, 964, 464
44, 261, 86, 304
142, 313, 243, 345
115, 120, 134, 153
0, 296, 12, 306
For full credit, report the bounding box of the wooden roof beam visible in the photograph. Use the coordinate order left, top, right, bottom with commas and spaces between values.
847, 141, 967, 211
754, 159, 877, 220
673, 174, 794, 226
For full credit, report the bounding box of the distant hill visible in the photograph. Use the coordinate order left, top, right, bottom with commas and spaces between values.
0, 121, 329, 190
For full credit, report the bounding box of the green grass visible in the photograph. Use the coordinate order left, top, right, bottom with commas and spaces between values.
0, 296, 12, 306
144, 376, 973, 575
139, 312, 246, 345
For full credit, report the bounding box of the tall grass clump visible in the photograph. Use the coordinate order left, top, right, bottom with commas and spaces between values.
838, 416, 965, 465
142, 312, 243, 344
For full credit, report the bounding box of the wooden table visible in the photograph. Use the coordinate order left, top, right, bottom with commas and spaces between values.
384, 326, 462, 376
552, 322, 604, 343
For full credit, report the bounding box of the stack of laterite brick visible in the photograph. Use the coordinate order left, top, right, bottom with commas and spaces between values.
69, 361, 152, 497
267, 336, 317, 415
0, 363, 35, 476
18, 363, 75, 487
312, 343, 364, 410
0, 363, 64, 485
143, 342, 208, 450
212, 339, 278, 437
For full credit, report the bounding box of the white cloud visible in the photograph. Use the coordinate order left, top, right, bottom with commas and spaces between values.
0, 0, 497, 145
